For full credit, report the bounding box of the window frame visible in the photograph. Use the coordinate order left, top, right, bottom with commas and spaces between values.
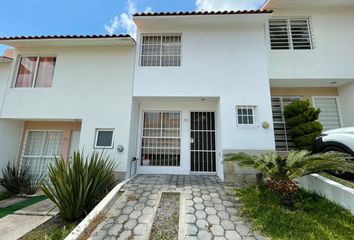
139, 33, 183, 67
13, 55, 57, 88
268, 16, 314, 50
236, 105, 258, 127
94, 128, 115, 149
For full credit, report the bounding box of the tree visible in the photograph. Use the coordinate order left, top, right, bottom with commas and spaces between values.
284, 99, 322, 150
224, 150, 354, 206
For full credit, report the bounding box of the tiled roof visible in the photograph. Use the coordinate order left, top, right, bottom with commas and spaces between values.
0, 34, 131, 41
133, 10, 273, 17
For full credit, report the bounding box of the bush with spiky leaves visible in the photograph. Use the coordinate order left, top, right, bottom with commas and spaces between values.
284, 99, 322, 150
224, 150, 354, 205
41, 151, 116, 221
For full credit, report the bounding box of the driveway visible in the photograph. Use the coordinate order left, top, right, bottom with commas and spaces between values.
89, 175, 265, 240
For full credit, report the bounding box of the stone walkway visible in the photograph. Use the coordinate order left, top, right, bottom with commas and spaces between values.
90, 175, 265, 240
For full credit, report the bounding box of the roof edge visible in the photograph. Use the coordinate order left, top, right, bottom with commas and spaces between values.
133, 10, 273, 17
0, 34, 132, 41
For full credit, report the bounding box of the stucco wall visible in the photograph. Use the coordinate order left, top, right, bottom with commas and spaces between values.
268, 7, 354, 79
0, 45, 135, 174
338, 81, 354, 127
0, 63, 11, 111
134, 23, 275, 153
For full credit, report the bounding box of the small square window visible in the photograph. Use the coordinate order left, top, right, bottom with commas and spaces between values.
94, 129, 114, 149
236, 106, 257, 126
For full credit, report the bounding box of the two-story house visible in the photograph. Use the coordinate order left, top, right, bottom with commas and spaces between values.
0, 0, 353, 182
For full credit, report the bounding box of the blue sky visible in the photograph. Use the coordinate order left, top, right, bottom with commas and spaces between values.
0, 0, 265, 54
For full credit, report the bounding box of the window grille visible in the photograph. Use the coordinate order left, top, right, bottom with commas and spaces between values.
236, 105, 257, 125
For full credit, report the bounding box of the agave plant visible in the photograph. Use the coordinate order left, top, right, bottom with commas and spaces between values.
224, 150, 354, 205
41, 151, 116, 221
0, 162, 31, 195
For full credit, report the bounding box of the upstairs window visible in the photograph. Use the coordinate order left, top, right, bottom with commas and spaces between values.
15, 56, 56, 88
140, 34, 181, 67
269, 17, 313, 50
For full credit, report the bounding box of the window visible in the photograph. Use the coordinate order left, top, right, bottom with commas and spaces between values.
313, 97, 341, 131
15, 56, 56, 88
20, 130, 63, 180
269, 17, 313, 50
140, 112, 181, 166
140, 34, 181, 67
236, 105, 257, 125
94, 129, 114, 149
271, 96, 301, 151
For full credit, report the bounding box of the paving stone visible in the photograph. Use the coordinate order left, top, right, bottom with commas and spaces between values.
215, 204, 226, 211
185, 193, 193, 200
116, 214, 129, 224
202, 195, 212, 201
134, 203, 145, 211
121, 206, 133, 215
207, 215, 221, 225
195, 203, 205, 210
210, 192, 219, 198
146, 199, 155, 206
133, 223, 148, 235
205, 207, 217, 215
197, 230, 213, 240
129, 210, 141, 219
186, 214, 197, 223
196, 219, 209, 230
186, 223, 198, 236
195, 210, 207, 219
221, 220, 235, 230
236, 223, 250, 236
137, 214, 150, 224
211, 224, 225, 236
193, 192, 202, 197
214, 237, 227, 240
124, 219, 137, 230
225, 230, 242, 240
217, 211, 230, 219
193, 197, 203, 203
142, 206, 154, 214
117, 230, 132, 240
212, 198, 223, 204
185, 236, 199, 240
223, 201, 234, 207
204, 200, 214, 207
226, 207, 237, 214
107, 223, 123, 236
186, 200, 194, 207
186, 206, 196, 214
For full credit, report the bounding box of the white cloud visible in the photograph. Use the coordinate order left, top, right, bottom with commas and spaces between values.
104, 0, 152, 38
196, 0, 265, 11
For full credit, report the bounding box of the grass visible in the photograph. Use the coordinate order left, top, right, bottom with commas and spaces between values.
320, 172, 354, 189
0, 195, 47, 218
236, 185, 354, 240
20, 215, 78, 240
0, 191, 11, 201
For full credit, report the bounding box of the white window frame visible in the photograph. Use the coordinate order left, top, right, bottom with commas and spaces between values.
13, 55, 57, 88
268, 17, 314, 50
94, 129, 115, 149
139, 33, 182, 67
236, 105, 258, 127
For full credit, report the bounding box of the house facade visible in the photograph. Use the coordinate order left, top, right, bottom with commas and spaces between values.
0, 0, 353, 182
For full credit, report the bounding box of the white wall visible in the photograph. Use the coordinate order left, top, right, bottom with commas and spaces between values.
338, 81, 354, 127
0, 63, 11, 111
0, 119, 24, 177
134, 23, 275, 152
268, 7, 354, 79
0, 46, 135, 173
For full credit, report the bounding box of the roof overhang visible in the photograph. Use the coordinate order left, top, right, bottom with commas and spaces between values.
0, 56, 13, 63
133, 11, 273, 28
0, 35, 135, 48
262, 0, 354, 9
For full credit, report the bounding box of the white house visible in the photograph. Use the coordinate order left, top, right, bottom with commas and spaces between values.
0, 0, 353, 182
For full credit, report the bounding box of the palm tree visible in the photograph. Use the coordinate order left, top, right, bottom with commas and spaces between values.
224, 150, 354, 205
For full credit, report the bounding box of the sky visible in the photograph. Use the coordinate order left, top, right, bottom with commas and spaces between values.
0, 0, 266, 54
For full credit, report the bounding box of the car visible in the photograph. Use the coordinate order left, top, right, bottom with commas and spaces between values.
313, 127, 354, 157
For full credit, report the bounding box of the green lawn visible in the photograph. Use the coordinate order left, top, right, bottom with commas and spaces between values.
0, 195, 47, 218
236, 186, 354, 240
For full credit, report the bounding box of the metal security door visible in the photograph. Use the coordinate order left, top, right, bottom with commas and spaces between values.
190, 112, 216, 172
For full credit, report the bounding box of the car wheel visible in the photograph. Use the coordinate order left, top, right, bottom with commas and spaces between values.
323, 146, 349, 154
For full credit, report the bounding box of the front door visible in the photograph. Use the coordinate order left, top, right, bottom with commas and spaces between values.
190, 112, 216, 173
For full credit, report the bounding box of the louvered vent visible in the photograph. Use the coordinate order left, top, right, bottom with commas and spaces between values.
269, 17, 313, 50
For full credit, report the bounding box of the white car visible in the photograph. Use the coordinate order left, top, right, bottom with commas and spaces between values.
313, 127, 354, 157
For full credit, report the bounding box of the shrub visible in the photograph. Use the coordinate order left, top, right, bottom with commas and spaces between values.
224, 150, 354, 206
0, 162, 32, 195
41, 151, 116, 221
284, 99, 322, 150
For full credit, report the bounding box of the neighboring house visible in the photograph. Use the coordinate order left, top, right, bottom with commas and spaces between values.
0, 0, 353, 182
